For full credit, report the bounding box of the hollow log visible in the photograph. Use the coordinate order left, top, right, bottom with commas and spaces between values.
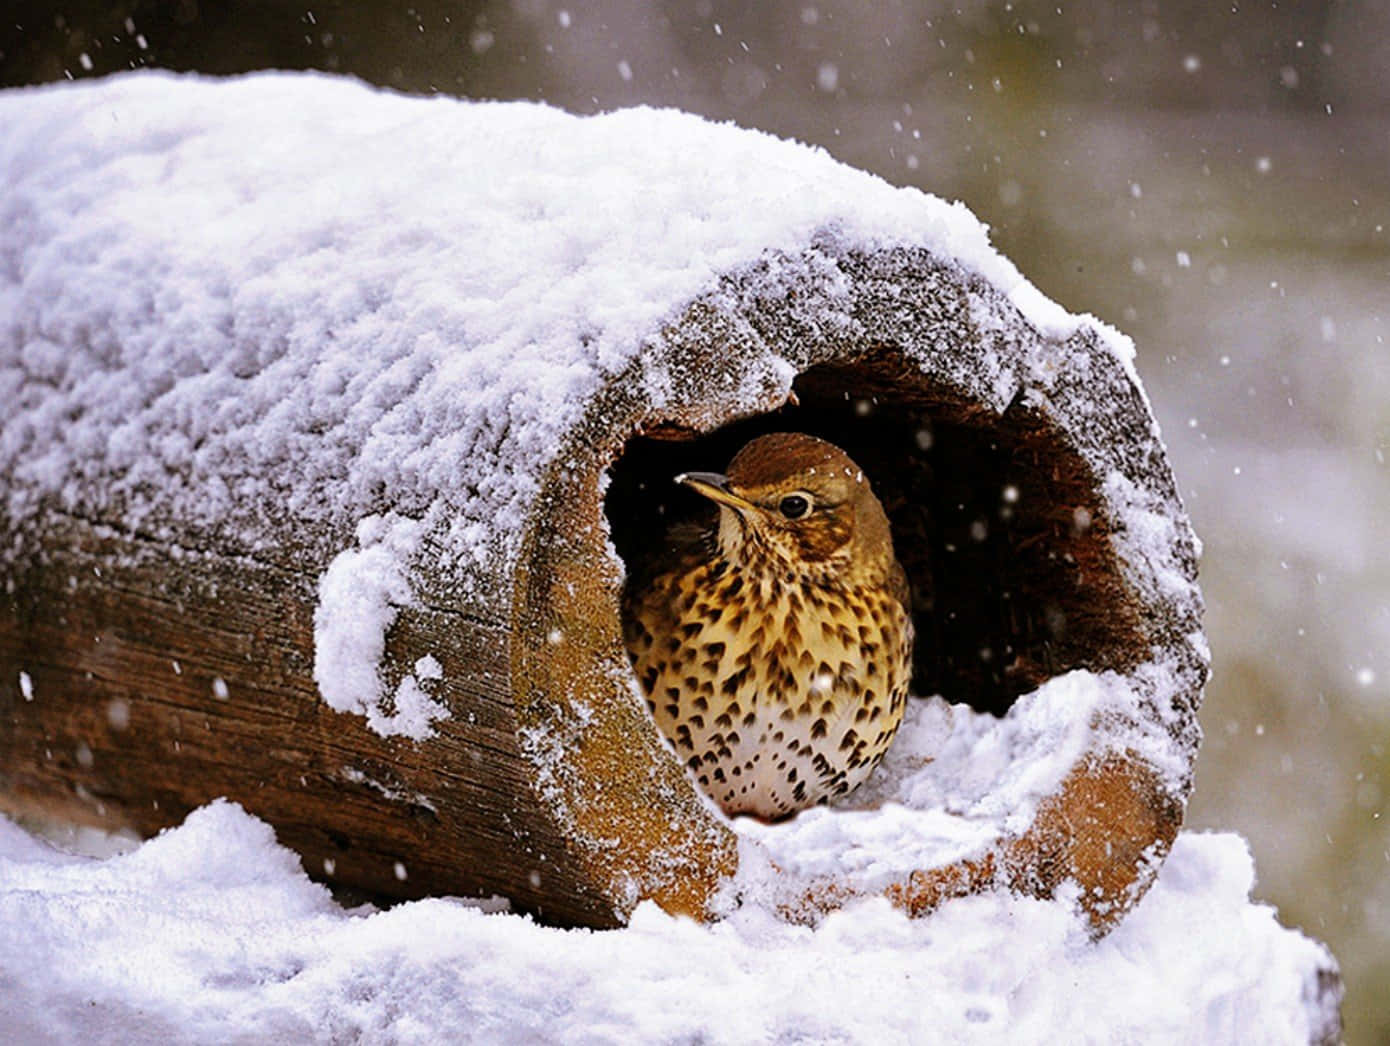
0, 73, 1206, 931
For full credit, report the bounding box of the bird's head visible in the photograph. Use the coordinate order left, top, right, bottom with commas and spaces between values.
676, 432, 897, 586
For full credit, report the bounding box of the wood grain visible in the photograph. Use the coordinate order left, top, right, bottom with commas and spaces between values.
0, 510, 618, 925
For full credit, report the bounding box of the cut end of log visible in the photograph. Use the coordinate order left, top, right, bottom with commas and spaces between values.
513, 246, 1206, 933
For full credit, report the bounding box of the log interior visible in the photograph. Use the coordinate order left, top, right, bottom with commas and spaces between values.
607, 351, 1145, 716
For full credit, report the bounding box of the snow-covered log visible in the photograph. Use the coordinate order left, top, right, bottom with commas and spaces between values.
0, 73, 1207, 932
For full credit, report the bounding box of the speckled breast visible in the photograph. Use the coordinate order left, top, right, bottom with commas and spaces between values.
628, 556, 913, 820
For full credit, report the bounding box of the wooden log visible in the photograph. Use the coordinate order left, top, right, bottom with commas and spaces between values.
0, 74, 1206, 932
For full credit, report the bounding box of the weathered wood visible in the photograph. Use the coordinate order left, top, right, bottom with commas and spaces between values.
0, 512, 628, 924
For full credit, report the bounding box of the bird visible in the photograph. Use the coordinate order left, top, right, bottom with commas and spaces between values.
623, 431, 913, 821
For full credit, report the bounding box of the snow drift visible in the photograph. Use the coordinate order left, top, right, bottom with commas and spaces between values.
0, 804, 1341, 1044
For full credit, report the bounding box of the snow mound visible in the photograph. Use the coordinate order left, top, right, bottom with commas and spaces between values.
0, 803, 1339, 1044
0, 70, 1137, 577
731, 667, 1190, 898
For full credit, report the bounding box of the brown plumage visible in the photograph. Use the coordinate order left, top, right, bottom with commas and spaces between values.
622, 432, 913, 820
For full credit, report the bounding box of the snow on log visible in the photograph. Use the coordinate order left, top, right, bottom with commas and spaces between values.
0, 72, 1207, 931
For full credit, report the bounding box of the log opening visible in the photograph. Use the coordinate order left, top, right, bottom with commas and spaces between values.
606, 350, 1146, 718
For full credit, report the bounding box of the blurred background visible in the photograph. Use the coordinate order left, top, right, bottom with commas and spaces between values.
3, 1, 1386, 1038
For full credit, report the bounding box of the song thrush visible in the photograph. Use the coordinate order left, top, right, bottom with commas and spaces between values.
623, 432, 913, 820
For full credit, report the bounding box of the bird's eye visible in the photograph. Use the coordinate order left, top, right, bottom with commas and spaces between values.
778, 494, 811, 519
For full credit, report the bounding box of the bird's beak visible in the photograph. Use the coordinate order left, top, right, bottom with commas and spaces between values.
676, 471, 754, 512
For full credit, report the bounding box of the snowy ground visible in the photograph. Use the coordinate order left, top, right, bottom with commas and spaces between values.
0, 803, 1337, 1045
